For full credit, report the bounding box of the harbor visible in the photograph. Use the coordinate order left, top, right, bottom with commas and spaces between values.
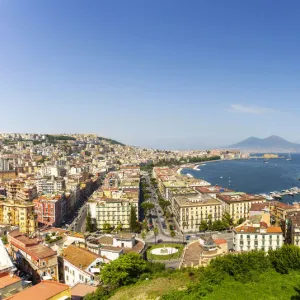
259, 187, 300, 201
180, 154, 300, 205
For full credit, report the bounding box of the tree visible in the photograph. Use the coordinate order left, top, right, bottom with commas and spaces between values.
130, 206, 138, 232
141, 230, 147, 240
199, 220, 208, 232
142, 220, 148, 231
100, 253, 149, 288
86, 210, 93, 232
115, 223, 123, 233
153, 226, 159, 244
159, 199, 171, 214
141, 201, 155, 216
103, 221, 112, 233
212, 220, 226, 231
170, 230, 176, 245
222, 212, 233, 228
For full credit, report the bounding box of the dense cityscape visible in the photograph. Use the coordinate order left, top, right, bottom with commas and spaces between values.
2, 0, 300, 299
0, 133, 299, 299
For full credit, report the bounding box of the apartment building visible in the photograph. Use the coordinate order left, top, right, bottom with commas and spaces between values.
41, 166, 66, 177
183, 177, 211, 188
33, 194, 64, 227
152, 167, 177, 179
284, 211, 300, 246
36, 177, 66, 194
0, 158, 10, 171
233, 225, 283, 252
217, 192, 266, 223
171, 194, 223, 232
89, 197, 138, 230
168, 187, 198, 207
0, 199, 37, 234
6, 180, 25, 200
16, 185, 37, 202
159, 177, 187, 199
66, 179, 81, 211
8, 231, 59, 283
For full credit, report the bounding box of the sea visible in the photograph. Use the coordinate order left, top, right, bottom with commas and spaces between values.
181, 153, 300, 204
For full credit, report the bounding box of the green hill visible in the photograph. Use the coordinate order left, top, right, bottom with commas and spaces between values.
85, 246, 300, 300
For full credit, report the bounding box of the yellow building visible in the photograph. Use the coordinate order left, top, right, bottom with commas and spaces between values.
217, 192, 266, 223
89, 198, 138, 230
171, 194, 223, 232
0, 199, 37, 234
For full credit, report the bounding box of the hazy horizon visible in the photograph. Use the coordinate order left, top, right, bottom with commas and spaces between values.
2, 1, 300, 149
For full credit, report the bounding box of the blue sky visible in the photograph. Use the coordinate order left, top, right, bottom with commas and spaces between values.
1, 0, 300, 149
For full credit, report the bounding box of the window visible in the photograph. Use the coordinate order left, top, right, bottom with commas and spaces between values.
65, 266, 69, 272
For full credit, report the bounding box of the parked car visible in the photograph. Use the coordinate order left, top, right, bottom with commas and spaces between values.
157, 239, 163, 243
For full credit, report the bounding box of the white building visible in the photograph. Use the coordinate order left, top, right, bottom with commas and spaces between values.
41, 166, 60, 177
0, 158, 9, 171
233, 225, 283, 252
37, 178, 65, 194
85, 233, 143, 261
63, 245, 109, 287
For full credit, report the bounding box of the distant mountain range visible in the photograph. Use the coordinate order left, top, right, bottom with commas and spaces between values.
227, 135, 300, 152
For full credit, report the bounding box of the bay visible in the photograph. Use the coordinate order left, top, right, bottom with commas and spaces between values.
181, 153, 300, 204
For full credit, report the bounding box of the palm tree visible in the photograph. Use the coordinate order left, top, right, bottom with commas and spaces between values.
153, 226, 159, 244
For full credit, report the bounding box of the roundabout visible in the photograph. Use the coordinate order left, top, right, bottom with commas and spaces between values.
150, 246, 178, 256
147, 243, 183, 261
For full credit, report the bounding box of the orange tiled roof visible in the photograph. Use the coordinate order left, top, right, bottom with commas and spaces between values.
63, 245, 99, 270
4, 280, 69, 300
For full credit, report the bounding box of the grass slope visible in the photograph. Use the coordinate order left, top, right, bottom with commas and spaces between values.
109, 271, 193, 300
203, 270, 300, 300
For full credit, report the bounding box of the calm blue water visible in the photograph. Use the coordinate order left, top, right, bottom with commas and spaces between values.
181, 154, 300, 204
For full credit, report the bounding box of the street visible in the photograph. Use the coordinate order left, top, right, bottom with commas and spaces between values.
68, 203, 87, 232
141, 172, 234, 248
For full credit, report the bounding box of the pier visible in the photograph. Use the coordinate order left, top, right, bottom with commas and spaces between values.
259, 187, 300, 200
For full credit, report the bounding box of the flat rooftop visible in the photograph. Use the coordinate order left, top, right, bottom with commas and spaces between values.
235, 225, 282, 234
163, 181, 186, 188
169, 187, 198, 196
217, 192, 265, 203
174, 195, 222, 207
196, 186, 232, 194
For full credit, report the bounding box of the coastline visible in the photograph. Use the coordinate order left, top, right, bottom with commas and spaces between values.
177, 159, 223, 176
